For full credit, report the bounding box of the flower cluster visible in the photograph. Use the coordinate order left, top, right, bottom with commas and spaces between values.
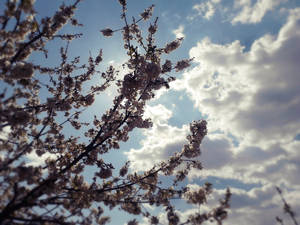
10, 62, 34, 79
164, 37, 183, 54
183, 120, 207, 158
100, 28, 114, 37
175, 58, 193, 72
140, 5, 154, 21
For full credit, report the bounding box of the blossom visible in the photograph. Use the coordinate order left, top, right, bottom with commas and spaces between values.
98, 217, 110, 225
20, 0, 36, 13
182, 120, 207, 158
84, 94, 95, 106
100, 28, 113, 37
63, 76, 74, 87
96, 168, 112, 179
140, 5, 154, 20
164, 37, 183, 54
145, 62, 161, 79
121, 203, 141, 215
174, 58, 193, 71
49, 5, 75, 35
118, 0, 126, 7
10, 111, 31, 125
127, 219, 138, 225
167, 209, 180, 225
10, 63, 34, 79
1, 40, 14, 58
58, 101, 72, 111
150, 216, 159, 224
0, 1, 219, 224
148, 24, 157, 34
119, 162, 129, 177
162, 60, 172, 73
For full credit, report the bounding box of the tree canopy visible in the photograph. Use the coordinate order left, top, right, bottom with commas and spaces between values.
0, 0, 231, 224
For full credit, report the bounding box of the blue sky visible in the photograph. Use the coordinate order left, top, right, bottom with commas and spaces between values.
9, 0, 300, 224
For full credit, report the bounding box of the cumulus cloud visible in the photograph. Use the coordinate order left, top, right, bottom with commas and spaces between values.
26, 151, 57, 167
140, 185, 300, 225
125, 7, 300, 225
172, 25, 185, 39
184, 7, 300, 179
188, 0, 221, 20
0, 125, 10, 140
223, 185, 300, 225
231, 0, 286, 24
125, 104, 189, 171
175, 8, 300, 146
126, 105, 235, 173
171, 7, 300, 225
200, 133, 234, 170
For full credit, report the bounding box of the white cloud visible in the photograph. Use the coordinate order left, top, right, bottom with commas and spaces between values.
143, 104, 172, 125
125, 8, 300, 225
0, 125, 10, 140
26, 151, 57, 167
200, 133, 234, 170
140, 185, 300, 225
172, 25, 185, 39
231, 0, 286, 24
176, 8, 300, 147
125, 104, 189, 171
188, 0, 221, 20
172, 8, 300, 224
222, 185, 300, 225
0, 126, 11, 161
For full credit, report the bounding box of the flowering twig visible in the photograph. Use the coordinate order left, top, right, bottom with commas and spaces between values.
276, 187, 299, 225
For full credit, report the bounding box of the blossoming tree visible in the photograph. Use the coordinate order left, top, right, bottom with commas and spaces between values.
0, 0, 230, 224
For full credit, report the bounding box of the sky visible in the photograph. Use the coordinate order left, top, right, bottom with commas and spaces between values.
4, 0, 300, 224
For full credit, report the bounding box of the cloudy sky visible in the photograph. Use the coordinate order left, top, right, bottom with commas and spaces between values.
25, 0, 300, 224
